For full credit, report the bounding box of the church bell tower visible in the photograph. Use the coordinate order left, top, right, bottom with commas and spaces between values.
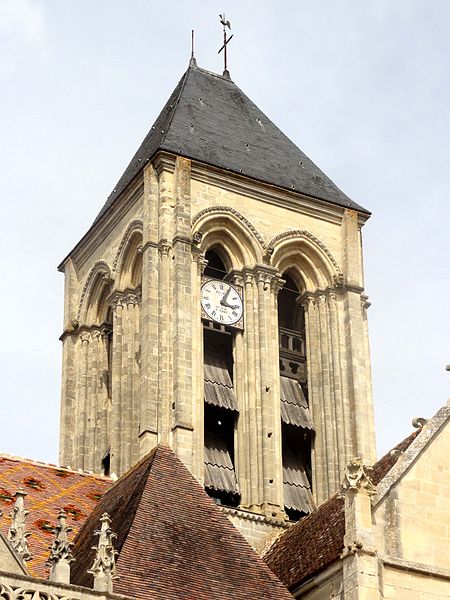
58, 60, 376, 545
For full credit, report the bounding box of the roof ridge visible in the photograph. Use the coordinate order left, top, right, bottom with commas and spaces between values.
0, 453, 112, 481
158, 66, 191, 149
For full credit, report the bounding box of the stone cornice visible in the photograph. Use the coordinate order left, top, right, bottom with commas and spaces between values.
59, 322, 112, 342
189, 158, 370, 227
220, 506, 289, 528
299, 283, 366, 307
379, 554, 450, 581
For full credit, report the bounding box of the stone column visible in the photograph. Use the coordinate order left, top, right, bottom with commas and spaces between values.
99, 326, 111, 471
242, 269, 263, 509
171, 157, 194, 469
59, 258, 78, 468
139, 163, 159, 456
341, 208, 376, 463
254, 266, 284, 516
84, 330, 99, 473
341, 458, 380, 600
59, 331, 77, 468
110, 295, 123, 476
343, 287, 376, 463
158, 239, 172, 446
75, 330, 90, 470
191, 249, 207, 482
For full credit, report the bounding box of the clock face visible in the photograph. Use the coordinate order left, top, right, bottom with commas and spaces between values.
201, 279, 243, 326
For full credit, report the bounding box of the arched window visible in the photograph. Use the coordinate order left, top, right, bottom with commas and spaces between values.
204, 248, 228, 280
278, 272, 314, 521
203, 247, 240, 507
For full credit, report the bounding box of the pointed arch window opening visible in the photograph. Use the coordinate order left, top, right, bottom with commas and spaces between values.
278, 272, 314, 521
203, 249, 240, 507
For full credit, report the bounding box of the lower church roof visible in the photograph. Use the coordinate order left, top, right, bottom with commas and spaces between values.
264, 429, 419, 590
71, 445, 292, 599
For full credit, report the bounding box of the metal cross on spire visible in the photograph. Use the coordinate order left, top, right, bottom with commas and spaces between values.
218, 13, 233, 77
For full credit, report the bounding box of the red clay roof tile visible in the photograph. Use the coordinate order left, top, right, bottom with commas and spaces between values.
71, 445, 293, 599
264, 430, 419, 590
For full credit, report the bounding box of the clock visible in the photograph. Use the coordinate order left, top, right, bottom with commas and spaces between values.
201, 279, 244, 328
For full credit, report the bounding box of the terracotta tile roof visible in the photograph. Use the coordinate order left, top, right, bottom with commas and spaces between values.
71, 445, 293, 599
264, 430, 419, 591
0, 454, 111, 578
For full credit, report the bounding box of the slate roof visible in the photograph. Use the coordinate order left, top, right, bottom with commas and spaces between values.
264, 430, 419, 591
0, 454, 111, 577
94, 63, 368, 225
71, 445, 292, 600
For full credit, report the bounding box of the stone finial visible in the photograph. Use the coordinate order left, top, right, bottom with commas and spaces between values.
88, 512, 118, 593
341, 457, 376, 496
7, 490, 32, 562
47, 510, 74, 584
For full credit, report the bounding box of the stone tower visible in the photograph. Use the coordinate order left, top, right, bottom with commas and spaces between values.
58, 62, 376, 543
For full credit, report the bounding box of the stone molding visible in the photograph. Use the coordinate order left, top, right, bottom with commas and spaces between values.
220, 506, 289, 528
0, 569, 132, 600
108, 288, 142, 310
60, 322, 112, 342
77, 261, 112, 322
378, 554, 450, 581
192, 206, 267, 251
111, 220, 143, 276
267, 229, 342, 277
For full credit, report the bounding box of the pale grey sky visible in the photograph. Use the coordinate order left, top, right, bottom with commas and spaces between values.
0, 0, 448, 464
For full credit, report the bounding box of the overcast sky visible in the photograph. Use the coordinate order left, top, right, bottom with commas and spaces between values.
0, 1, 448, 465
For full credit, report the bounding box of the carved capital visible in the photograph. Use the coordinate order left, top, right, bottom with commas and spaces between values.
317, 294, 327, 306
108, 292, 124, 310
192, 248, 208, 274
80, 331, 91, 344
301, 294, 316, 310
333, 272, 344, 288
361, 294, 371, 310
158, 239, 171, 256
124, 288, 142, 306
192, 231, 203, 245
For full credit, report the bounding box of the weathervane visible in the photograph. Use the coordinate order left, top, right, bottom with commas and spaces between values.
218, 13, 233, 76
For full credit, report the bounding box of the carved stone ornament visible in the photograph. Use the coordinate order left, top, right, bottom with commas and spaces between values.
88, 512, 118, 593
112, 220, 144, 275
341, 457, 376, 496
266, 229, 343, 280
8, 490, 32, 562
412, 416, 428, 429
77, 261, 112, 321
47, 510, 74, 566
0, 582, 76, 600
191, 206, 267, 250
192, 231, 203, 245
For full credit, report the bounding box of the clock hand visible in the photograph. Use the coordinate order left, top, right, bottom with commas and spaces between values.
220, 287, 231, 306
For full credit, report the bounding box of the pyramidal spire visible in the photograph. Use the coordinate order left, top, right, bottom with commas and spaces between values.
8, 490, 32, 563
88, 512, 118, 593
